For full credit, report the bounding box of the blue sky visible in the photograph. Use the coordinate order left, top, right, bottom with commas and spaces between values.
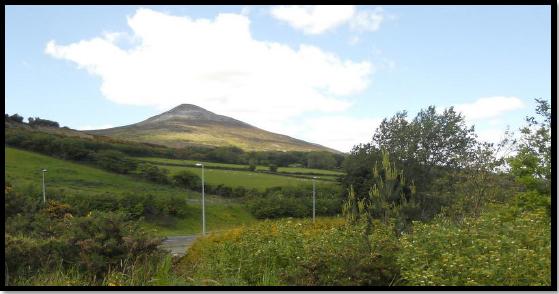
5, 5, 551, 152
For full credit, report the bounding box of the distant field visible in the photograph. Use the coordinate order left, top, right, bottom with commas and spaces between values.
135, 156, 345, 176
4, 147, 255, 235
154, 164, 336, 191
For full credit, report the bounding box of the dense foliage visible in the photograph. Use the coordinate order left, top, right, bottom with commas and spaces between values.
5, 183, 165, 284
246, 184, 343, 219
397, 203, 551, 286
176, 218, 400, 286
342, 105, 515, 222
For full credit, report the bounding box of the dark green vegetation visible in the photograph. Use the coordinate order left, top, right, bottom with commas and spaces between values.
88, 104, 340, 153
5, 99, 551, 286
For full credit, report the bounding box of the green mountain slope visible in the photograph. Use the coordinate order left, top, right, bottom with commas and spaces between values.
86, 104, 340, 153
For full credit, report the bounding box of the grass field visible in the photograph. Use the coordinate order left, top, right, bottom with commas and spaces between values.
134, 156, 344, 176
5, 147, 255, 235
154, 164, 337, 191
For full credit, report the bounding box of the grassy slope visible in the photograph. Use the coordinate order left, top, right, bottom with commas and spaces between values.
5, 147, 255, 235
135, 156, 344, 176
155, 164, 337, 191
94, 123, 338, 153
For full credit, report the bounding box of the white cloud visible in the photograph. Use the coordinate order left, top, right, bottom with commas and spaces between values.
349, 7, 384, 32
298, 116, 382, 152
270, 5, 385, 35
454, 96, 525, 121
270, 5, 355, 35
45, 8, 373, 137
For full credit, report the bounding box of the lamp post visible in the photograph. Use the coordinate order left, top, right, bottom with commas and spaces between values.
41, 169, 47, 204
195, 163, 206, 235
312, 176, 319, 222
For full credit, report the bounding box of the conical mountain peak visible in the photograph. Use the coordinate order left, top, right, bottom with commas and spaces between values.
141, 104, 249, 126
89, 103, 340, 153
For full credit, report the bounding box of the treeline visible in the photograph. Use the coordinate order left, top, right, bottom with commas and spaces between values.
6, 113, 60, 128
163, 145, 344, 169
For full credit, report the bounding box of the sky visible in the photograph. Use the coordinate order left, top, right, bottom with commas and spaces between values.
5, 5, 551, 152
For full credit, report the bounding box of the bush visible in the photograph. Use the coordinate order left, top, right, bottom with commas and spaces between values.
137, 163, 169, 184
173, 170, 201, 190
5, 205, 164, 281
95, 150, 137, 174
176, 218, 400, 286
28, 117, 60, 128
246, 184, 342, 219
397, 203, 551, 286
269, 164, 278, 172
9, 113, 24, 123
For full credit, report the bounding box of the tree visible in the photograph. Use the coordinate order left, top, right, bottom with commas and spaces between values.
173, 170, 201, 190
248, 158, 257, 171
95, 150, 137, 174
508, 99, 551, 194
307, 152, 337, 169
28, 117, 60, 128
9, 113, 24, 123
341, 143, 382, 198
343, 150, 418, 234
269, 164, 278, 172
137, 163, 169, 184
371, 106, 477, 192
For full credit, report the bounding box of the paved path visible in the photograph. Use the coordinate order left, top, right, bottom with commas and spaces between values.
160, 235, 198, 257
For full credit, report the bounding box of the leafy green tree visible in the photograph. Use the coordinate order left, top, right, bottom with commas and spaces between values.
508, 99, 551, 195
172, 170, 201, 190
372, 106, 477, 192
137, 163, 169, 184
269, 164, 278, 172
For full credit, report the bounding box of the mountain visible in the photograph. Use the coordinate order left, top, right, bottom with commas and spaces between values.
86, 104, 340, 153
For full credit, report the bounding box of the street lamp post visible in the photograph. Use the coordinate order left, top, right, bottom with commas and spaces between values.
312, 176, 319, 222
41, 169, 47, 204
196, 163, 206, 235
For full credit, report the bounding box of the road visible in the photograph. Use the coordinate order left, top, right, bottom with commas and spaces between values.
160, 235, 198, 257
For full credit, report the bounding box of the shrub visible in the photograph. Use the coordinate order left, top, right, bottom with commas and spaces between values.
9, 113, 24, 123
137, 163, 169, 184
397, 203, 551, 286
173, 170, 201, 190
248, 163, 256, 171
95, 150, 137, 174
246, 184, 343, 219
176, 218, 400, 286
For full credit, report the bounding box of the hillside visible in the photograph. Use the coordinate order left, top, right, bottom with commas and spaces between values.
86, 104, 340, 153
4, 147, 255, 235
